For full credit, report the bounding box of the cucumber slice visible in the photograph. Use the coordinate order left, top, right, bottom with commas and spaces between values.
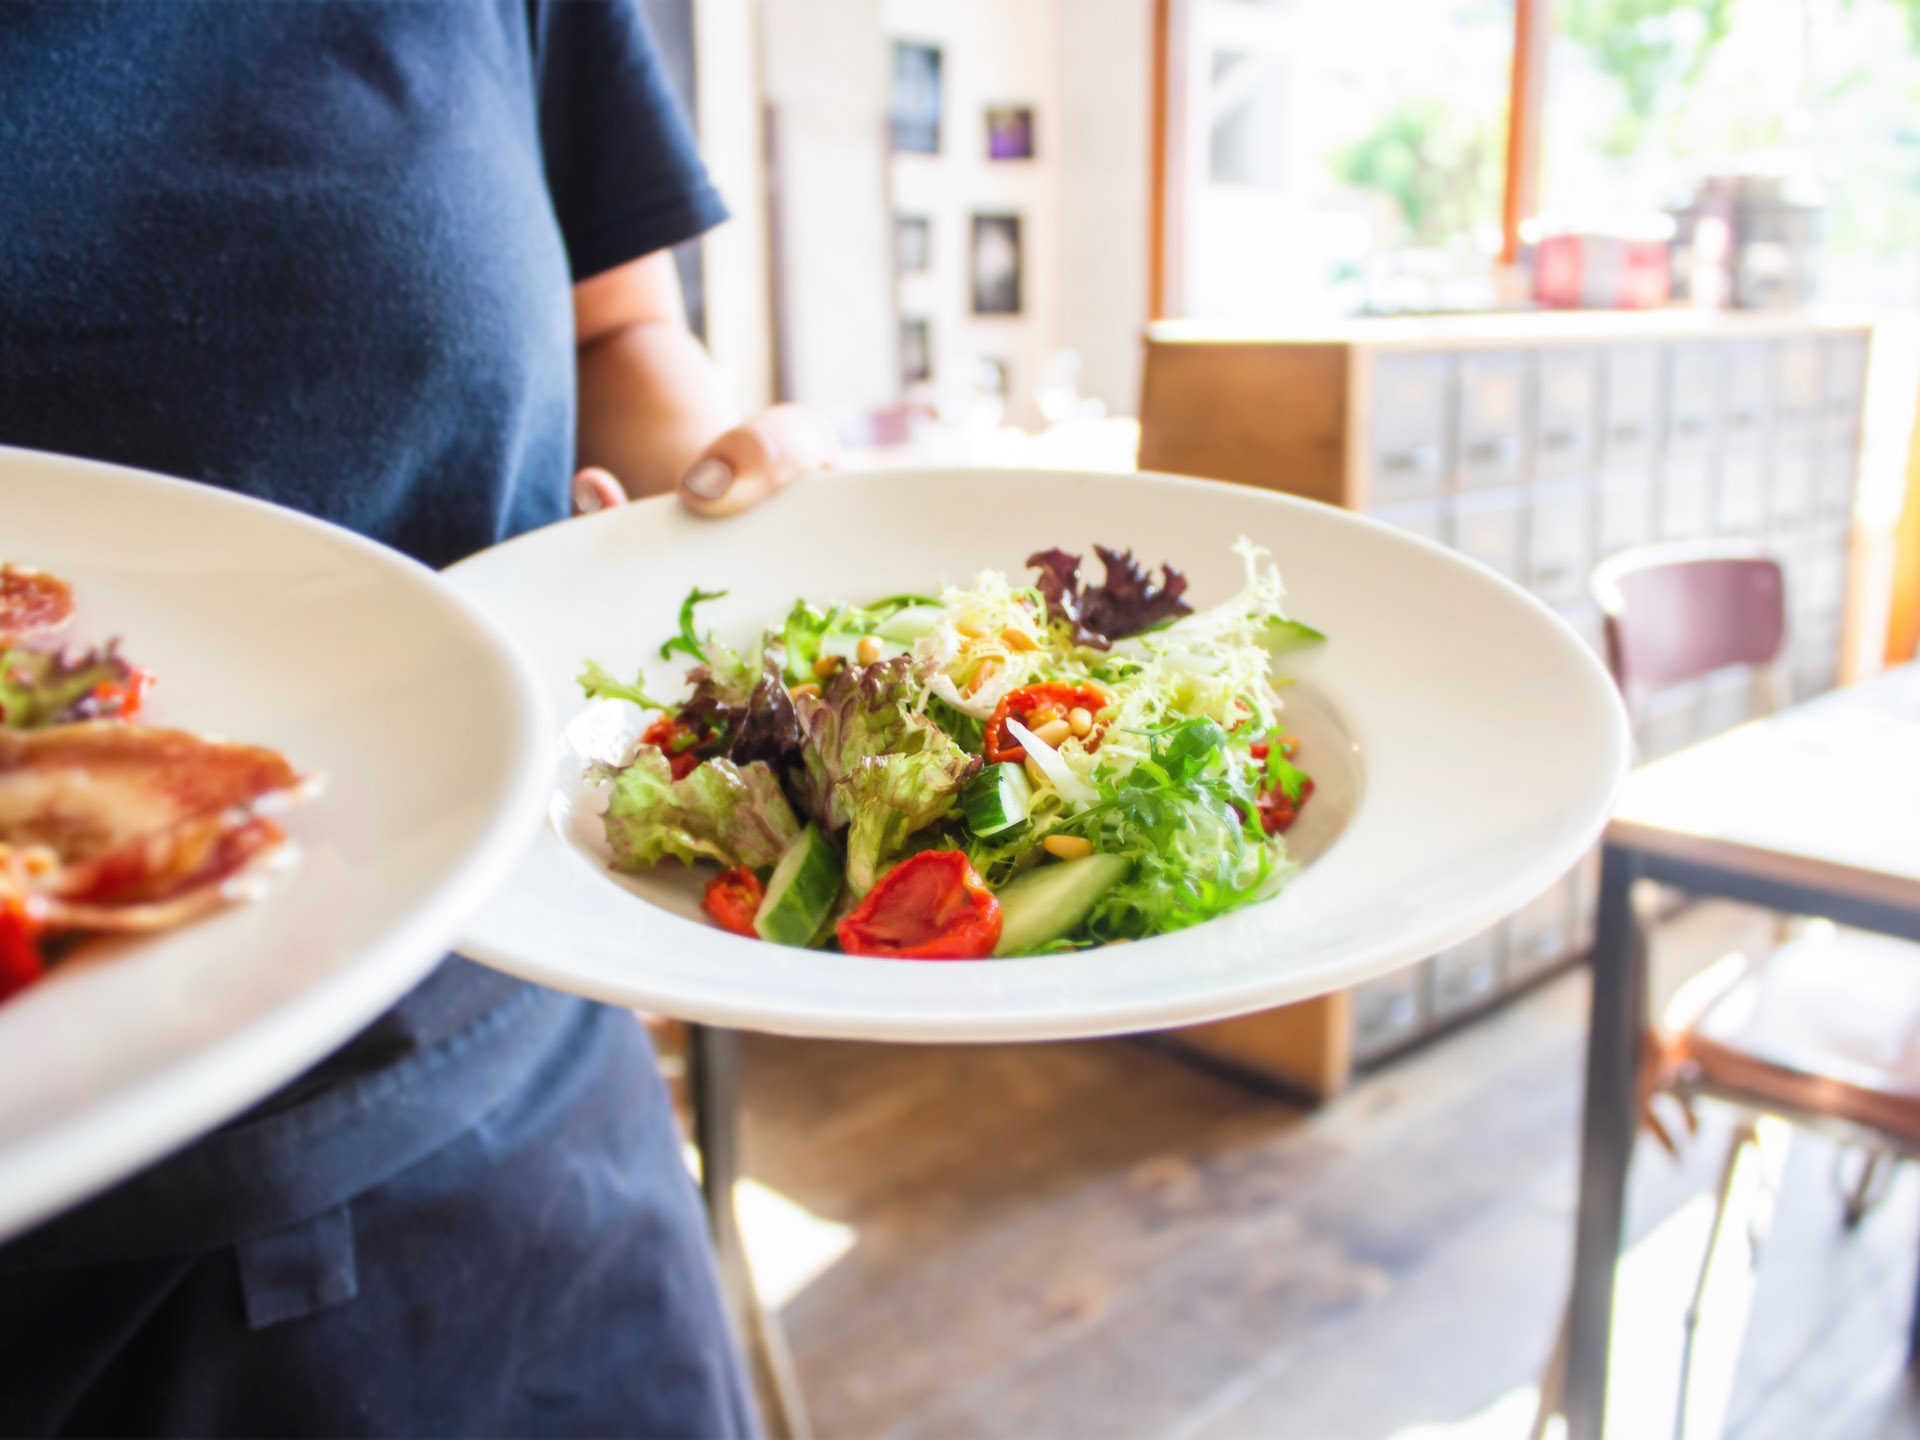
754, 825, 843, 947
875, 605, 947, 642
963, 762, 1032, 837
992, 852, 1131, 956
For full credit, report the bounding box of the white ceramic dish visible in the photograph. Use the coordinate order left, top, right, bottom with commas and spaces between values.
447, 467, 1629, 1043
0, 448, 552, 1241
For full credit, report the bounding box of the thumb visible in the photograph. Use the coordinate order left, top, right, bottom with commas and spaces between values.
678, 405, 842, 518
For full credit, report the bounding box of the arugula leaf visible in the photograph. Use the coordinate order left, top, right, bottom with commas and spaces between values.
576, 659, 666, 710
660, 586, 728, 664
1264, 745, 1309, 805
594, 747, 800, 871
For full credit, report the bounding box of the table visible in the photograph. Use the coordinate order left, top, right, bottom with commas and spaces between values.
1563, 663, 1920, 1440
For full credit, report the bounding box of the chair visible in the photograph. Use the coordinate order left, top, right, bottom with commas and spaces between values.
1533, 543, 1920, 1438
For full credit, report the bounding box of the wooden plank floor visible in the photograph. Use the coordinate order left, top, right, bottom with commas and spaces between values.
734, 907, 1920, 1440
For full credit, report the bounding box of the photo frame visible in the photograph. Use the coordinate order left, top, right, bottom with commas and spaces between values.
889, 41, 942, 155
970, 213, 1022, 316
900, 317, 932, 385
896, 214, 931, 274
985, 106, 1035, 162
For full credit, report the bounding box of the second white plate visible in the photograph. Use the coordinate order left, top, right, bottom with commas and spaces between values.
446, 467, 1628, 1042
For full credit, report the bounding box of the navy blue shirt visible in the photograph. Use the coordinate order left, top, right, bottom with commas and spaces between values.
0, 0, 726, 1256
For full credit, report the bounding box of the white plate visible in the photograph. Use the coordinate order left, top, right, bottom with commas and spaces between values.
447, 467, 1629, 1043
0, 448, 552, 1241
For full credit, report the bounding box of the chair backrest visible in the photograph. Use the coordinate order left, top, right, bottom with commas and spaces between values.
1590, 542, 1787, 712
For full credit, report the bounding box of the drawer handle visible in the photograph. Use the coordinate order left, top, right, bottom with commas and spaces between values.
1610, 423, 1643, 444
1729, 409, 1758, 430
1380, 445, 1439, 475
1675, 416, 1708, 436
1540, 429, 1577, 452
1466, 437, 1513, 463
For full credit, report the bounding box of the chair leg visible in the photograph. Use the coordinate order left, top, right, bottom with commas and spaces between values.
1835, 1146, 1898, 1231
1531, 1300, 1570, 1440
687, 1023, 814, 1440
1676, 1123, 1757, 1440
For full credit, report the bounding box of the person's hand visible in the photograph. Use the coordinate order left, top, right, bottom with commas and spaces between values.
570, 404, 842, 519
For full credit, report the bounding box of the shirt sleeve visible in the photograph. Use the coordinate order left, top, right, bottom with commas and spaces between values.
529, 0, 730, 282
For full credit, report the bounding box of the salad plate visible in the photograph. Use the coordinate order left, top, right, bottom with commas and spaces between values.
447, 466, 1629, 1043
0, 448, 551, 1241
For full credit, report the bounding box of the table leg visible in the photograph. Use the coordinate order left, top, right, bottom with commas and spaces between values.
1563, 845, 1647, 1440
686, 1023, 813, 1440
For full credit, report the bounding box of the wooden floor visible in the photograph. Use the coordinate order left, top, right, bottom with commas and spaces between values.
733, 905, 1920, 1440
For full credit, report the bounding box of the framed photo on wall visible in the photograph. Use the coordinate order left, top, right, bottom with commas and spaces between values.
985, 106, 1035, 161
889, 41, 942, 154
900, 317, 932, 385
896, 214, 931, 273
970, 214, 1022, 316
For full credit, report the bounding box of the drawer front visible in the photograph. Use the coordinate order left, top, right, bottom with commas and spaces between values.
1639, 680, 1705, 761
1369, 353, 1450, 501
1527, 479, 1592, 603
1770, 446, 1815, 533
1775, 338, 1823, 434
1535, 348, 1599, 477
1431, 924, 1508, 1020
1698, 666, 1762, 738
1717, 448, 1766, 536
1601, 344, 1661, 468
1596, 469, 1655, 557
1509, 874, 1574, 980
1790, 619, 1843, 703
1723, 341, 1772, 445
1351, 961, 1430, 1061
1824, 332, 1869, 427
1450, 487, 1526, 579
1369, 498, 1448, 545
1659, 457, 1715, 540
1455, 350, 1528, 488
1791, 532, 1849, 621
1667, 343, 1725, 456
1816, 439, 1860, 519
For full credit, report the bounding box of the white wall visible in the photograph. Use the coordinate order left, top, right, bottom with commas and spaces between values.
695, 0, 774, 413
1054, 0, 1153, 417
760, 0, 899, 413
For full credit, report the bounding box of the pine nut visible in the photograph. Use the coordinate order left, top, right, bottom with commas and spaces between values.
1043, 834, 1095, 861
956, 617, 990, 639
789, 682, 821, 700
1023, 756, 1048, 789
1068, 707, 1093, 737
812, 654, 843, 679
856, 635, 884, 666
1032, 718, 1072, 747
965, 659, 999, 696
1001, 626, 1040, 652
1026, 705, 1063, 728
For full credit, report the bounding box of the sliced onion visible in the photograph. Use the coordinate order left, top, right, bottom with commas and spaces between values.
1004, 718, 1099, 810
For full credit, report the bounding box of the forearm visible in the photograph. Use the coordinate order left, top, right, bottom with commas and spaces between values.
575, 320, 736, 499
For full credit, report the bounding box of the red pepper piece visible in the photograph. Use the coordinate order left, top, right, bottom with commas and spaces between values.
984, 683, 1116, 764
1249, 735, 1312, 834
701, 866, 765, 939
0, 899, 45, 1002
642, 716, 704, 781
837, 850, 1002, 960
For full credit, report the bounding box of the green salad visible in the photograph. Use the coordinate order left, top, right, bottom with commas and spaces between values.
577, 540, 1324, 959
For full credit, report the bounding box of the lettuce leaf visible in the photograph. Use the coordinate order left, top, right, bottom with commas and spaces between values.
1027, 546, 1193, 648
577, 659, 666, 710
595, 747, 801, 871
841, 736, 979, 894
0, 646, 139, 730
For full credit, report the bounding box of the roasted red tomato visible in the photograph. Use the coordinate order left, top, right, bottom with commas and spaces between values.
1248, 737, 1313, 835
0, 565, 74, 650
642, 715, 704, 781
837, 850, 1002, 960
0, 899, 43, 1002
701, 866, 764, 939
984, 683, 1116, 764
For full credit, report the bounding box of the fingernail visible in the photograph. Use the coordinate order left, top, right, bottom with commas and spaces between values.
572, 476, 606, 514
682, 457, 734, 501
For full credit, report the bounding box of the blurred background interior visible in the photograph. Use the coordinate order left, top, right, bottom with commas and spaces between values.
644, 2, 1920, 1436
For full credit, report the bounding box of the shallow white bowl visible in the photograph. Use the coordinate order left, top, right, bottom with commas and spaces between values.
0, 448, 552, 1241
447, 467, 1628, 1043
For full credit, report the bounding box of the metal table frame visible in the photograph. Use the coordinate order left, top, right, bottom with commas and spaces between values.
1563, 841, 1920, 1440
